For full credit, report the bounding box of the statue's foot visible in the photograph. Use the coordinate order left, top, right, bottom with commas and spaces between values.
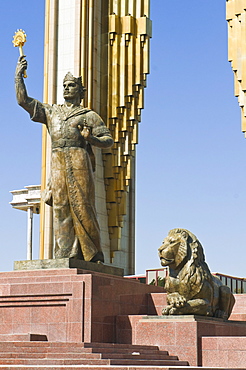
90, 251, 104, 264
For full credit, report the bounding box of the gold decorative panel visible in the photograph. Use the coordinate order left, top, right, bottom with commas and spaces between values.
104, 0, 151, 254
227, 0, 246, 134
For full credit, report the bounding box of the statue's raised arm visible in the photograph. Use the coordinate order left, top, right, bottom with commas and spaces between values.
15, 56, 35, 115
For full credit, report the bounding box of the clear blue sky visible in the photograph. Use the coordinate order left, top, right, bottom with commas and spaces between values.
0, 1, 245, 277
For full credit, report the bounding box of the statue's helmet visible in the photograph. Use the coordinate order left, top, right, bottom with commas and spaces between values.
63, 72, 86, 99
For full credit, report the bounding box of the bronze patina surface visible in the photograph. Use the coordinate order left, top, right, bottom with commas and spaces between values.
15, 57, 113, 263
158, 228, 235, 319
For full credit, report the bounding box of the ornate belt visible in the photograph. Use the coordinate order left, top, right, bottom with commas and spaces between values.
52, 139, 86, 150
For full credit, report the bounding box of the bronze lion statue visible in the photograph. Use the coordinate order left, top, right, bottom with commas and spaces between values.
158, 228, 235, 319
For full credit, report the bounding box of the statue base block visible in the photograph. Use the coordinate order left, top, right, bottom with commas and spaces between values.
0, 267, 162, 343
116, 313, 246, 366
14, 258, 124, 277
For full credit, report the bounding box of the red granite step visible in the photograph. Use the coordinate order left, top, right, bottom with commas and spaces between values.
109, 359, 189, 366
0, 342, 178, 363
0, 342, 93, 350
0, 341, 169, 355
0, 334, 47, 342
0, 341, 163, 351
0, 355, 189, 367
0, 341, 153, 347
0, 359, 110, 365
0, 352, 102, 359
0, 366, 239, 370
0, 350, 176, 361
93, 347, 170, 355
0, 359, 188, 369
101, 353, 179, 360
84, 342, 160, 350
0, 341, 189, 367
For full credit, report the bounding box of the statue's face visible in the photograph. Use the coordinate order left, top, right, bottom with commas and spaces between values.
63, 80, 80, 100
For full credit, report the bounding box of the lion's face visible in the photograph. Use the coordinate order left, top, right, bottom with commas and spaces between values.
158, 229, 189, 268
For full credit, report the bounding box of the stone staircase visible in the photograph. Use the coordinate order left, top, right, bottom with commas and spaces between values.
0, 269, 243, 369
0, 341, 189, 367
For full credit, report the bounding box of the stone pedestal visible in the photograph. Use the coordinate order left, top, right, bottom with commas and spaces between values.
14, 258, 124, 276
116, 314, 246, 366
0, 267, 162, 343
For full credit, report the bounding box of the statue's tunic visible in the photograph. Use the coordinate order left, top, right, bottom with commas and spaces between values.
30, 101, 111, 261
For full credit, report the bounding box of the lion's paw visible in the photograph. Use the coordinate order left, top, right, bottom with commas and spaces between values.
162, 305, 173, 315
167, 292, 187, 308
168, 306, 178, 315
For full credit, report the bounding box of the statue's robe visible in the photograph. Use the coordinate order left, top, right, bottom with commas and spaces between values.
30, 101, 112, 261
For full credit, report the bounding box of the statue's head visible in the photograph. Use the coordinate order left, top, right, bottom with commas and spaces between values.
63, 72, 86, 101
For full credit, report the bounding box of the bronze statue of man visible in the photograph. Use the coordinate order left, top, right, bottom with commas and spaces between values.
15, 56, 113, 263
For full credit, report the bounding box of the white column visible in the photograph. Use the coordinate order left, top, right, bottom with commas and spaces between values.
27, 207, 33, 260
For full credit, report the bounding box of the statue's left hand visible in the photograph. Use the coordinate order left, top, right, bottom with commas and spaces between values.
80, 124, 92, 140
